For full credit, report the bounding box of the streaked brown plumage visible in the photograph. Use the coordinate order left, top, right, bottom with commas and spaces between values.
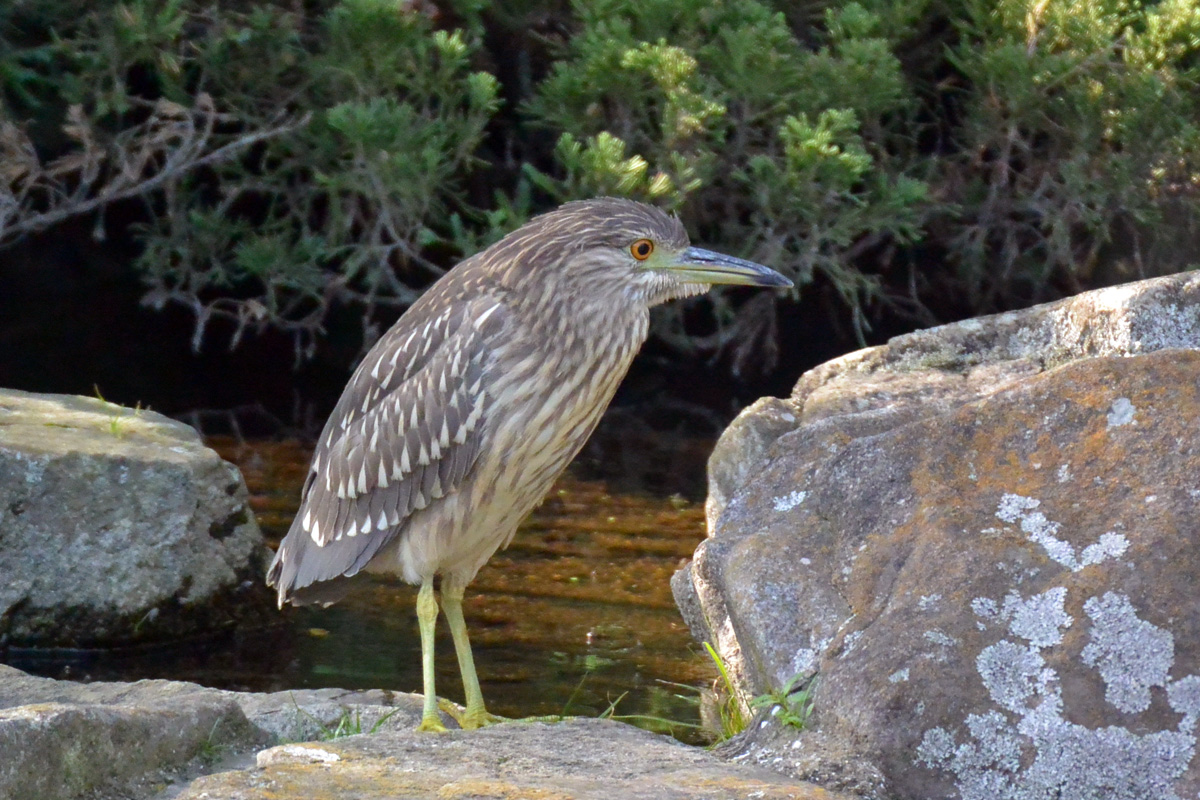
267, 197, 790, 731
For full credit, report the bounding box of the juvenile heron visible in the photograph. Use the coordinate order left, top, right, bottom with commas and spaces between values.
267, 197, 790, 731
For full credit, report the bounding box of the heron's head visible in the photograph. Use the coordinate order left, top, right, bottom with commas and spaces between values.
487, 197, 792, 307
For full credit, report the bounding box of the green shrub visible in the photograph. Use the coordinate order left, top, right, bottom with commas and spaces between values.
1, 0, 498, 358
2, 0, 1199, 364
946, 0, 1200, 308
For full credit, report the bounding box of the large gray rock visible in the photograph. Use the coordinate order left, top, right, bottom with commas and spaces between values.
0, 389, 272, 646
0, 665, 854, 800
0, 664, 427, 800
673, 272, 1200, 799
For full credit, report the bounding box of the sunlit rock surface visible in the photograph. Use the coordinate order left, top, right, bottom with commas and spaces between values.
0, 665, 853, 800
674, 272, 1200, 799
0, 664, 424, 800
0, 389, 271, 645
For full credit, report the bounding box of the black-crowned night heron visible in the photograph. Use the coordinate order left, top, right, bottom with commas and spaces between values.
267, 197, 790, 731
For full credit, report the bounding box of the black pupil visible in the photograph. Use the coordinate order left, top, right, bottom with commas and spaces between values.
636, 242, 650, 256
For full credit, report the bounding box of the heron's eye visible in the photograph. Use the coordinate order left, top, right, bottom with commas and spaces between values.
630, 239, 655, 260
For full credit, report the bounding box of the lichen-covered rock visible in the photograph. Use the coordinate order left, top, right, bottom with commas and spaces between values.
673, 272, 1200, 799
0, 389, 272, 645
0, 665, 854, 800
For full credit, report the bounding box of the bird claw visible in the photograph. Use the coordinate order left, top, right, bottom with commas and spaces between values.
415, 713, 449, 733
437, 698, 506, 730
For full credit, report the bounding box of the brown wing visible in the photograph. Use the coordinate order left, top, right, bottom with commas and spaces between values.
267, 295, 507, 605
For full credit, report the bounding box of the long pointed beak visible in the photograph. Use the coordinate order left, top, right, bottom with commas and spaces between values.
663, 247, 792, 288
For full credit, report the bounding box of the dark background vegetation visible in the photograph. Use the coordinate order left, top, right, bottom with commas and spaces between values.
1, 0, 1198, 440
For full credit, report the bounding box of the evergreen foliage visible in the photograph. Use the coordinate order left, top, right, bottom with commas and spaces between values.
1, 0, 1198, 364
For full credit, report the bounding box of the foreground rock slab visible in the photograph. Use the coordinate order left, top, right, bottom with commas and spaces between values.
182, 718, 848, 800
0, 665, 851, 800
0, 389, 271, 645
674, 272, 1200, 799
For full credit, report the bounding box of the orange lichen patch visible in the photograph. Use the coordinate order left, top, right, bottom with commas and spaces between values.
435, 780, 572, 799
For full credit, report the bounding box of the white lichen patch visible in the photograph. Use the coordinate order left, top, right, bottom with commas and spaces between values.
1168, 675, 1200, 728
1057, 463, 1072, 483
925, 630, 958, 648
791, 636, 832, 677
841, 630, 864, 656
919, 589, 1199, 800
773, 490, 808, 512
972, 597, 1000, 620
1107, 397, 1136, 428
1079, 532, 1129, 568
919, 594, 943, 611
1081, 592, 1173, 714
971, 590, 1072, 648
975, 640, 1048, 713
889, 668, 911, 683
1004, 587, 1072, 649
995, 494, 1128, 572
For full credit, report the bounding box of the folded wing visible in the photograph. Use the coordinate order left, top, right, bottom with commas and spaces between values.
267, 295, 507, 605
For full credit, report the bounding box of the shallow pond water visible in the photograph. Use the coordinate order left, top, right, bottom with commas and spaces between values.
16, 438, 723, 742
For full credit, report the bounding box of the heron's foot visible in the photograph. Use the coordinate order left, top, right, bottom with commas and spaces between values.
415, 712, 449, 733
437, 698, 507, 730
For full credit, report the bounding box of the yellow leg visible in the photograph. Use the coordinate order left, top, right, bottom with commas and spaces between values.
442, 581, 501, 729
415, 579, 447, 732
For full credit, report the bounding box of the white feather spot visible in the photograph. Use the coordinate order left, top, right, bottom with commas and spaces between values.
376, 510, 388, 529
419, 443, 430, 466
464, 402, 483, 431
474, 303, 500, 328
401, 447, 411, 474
357, 464, 368, 495
378, 460, 389, 488
302, 510, 312, 531
413, 493, 428, 510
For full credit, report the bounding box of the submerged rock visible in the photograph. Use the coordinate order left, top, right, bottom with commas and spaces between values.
674, 272, 1200, 799
0, 389, 272, 646
0, 665, 853, 800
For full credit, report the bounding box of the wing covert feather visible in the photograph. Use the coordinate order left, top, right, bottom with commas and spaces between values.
267, 295, 507, 602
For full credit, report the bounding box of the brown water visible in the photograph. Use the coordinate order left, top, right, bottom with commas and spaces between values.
224, 438, 719, 740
